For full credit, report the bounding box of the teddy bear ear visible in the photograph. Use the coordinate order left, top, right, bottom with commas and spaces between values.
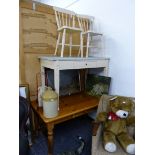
110, 96, 118, 101
109, 96, 118, 107
129, 98, 135, 109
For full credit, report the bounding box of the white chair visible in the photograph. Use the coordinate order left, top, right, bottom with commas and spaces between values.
77, 14, 102, 57
53, 6, 83, 57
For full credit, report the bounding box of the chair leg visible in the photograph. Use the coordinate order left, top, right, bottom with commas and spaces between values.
69, 33, 72, 57
61, 29, 66, 57
77, 47, 81, 57
54, 32, 61, 56
80, 32, 83, 58
86, 33, 90, 58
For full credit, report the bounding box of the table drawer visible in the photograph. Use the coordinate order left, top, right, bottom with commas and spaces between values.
73, 61, 97, 69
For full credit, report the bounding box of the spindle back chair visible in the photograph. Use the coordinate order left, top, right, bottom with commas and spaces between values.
77, 14, 102, 57
53, 6, 83, 57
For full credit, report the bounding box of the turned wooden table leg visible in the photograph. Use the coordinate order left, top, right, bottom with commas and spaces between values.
33, 111, 40, 137
47, 123, 54, 155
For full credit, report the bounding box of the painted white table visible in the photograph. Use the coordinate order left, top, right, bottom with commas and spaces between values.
39, 56, 110, 98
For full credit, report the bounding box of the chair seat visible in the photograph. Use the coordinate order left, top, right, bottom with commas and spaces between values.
82, 30, 102, 36
58, 26, 83, 33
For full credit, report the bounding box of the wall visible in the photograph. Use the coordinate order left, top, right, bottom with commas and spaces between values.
39, 0, 135, 97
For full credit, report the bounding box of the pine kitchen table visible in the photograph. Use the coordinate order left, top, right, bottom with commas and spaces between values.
31, 93, 99, 155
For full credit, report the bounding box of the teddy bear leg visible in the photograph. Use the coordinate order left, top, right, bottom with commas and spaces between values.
103, 131, 117, 152
117, 133, 135, 154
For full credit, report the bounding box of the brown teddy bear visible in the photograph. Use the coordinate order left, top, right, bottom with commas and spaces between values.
96, 96, 135, 154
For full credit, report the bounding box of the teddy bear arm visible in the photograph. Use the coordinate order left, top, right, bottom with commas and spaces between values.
126, 116, 135, 126
96, 112, 107, 122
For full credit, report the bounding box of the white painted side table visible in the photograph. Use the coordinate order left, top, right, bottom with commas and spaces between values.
39, 56, 110, 99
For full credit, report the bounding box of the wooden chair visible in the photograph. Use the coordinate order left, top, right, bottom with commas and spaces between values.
53, 6, 83, 57
77, 14, 102, 57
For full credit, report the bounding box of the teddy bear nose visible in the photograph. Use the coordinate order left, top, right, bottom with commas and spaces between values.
123, 113, 126, 116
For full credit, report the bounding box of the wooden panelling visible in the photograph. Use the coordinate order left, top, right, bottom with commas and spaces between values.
19, 8, 26, 83
24, 48, 54, 54
19, 1, 87, 99
19, 0, 33, 10
24, 53, 51, 98
20, 0, 54, 15
20, 6, 57, 97
21, 8, 57, 54
36, 3, 55, 15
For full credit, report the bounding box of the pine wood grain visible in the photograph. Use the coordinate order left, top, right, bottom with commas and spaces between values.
31, 93, 99, 124
31, 93, 99, 155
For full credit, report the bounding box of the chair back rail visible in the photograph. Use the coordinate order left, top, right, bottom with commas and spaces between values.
53, 6, 76, 28
77, 14, 94, 32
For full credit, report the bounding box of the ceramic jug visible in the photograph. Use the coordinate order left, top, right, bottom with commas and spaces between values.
42, 87, 58, 118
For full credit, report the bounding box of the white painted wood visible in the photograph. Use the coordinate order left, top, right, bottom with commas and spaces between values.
54, 10, 60, 28
39, 56, 110, 102
78, 46, 81, 57
41, 65, 45, 92
58, 12, 62, 27
72, 15, 75, 27
57, 27, 82, 33
77, 14, 93, 31
86, 32, 90, 57
54, 68, 60, 110
57, 26, 82, 32
68, 14, 71, 27
80, 32, 83, 57
40, 60, 58, 69
61, 29, 66, 57
69, 33, 72, 56
39, 56, 109, 61
53, 6, 83, 57
54, 32, 61, 56
62, 12, 65, 26
77, 13, 103, 57
53, 6, 76, 17
65, 13, 68, 26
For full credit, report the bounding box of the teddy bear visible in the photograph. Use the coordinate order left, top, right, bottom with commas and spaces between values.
96, 96, 135, 154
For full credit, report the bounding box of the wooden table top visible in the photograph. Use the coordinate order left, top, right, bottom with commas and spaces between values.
31, 93, 99, 124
